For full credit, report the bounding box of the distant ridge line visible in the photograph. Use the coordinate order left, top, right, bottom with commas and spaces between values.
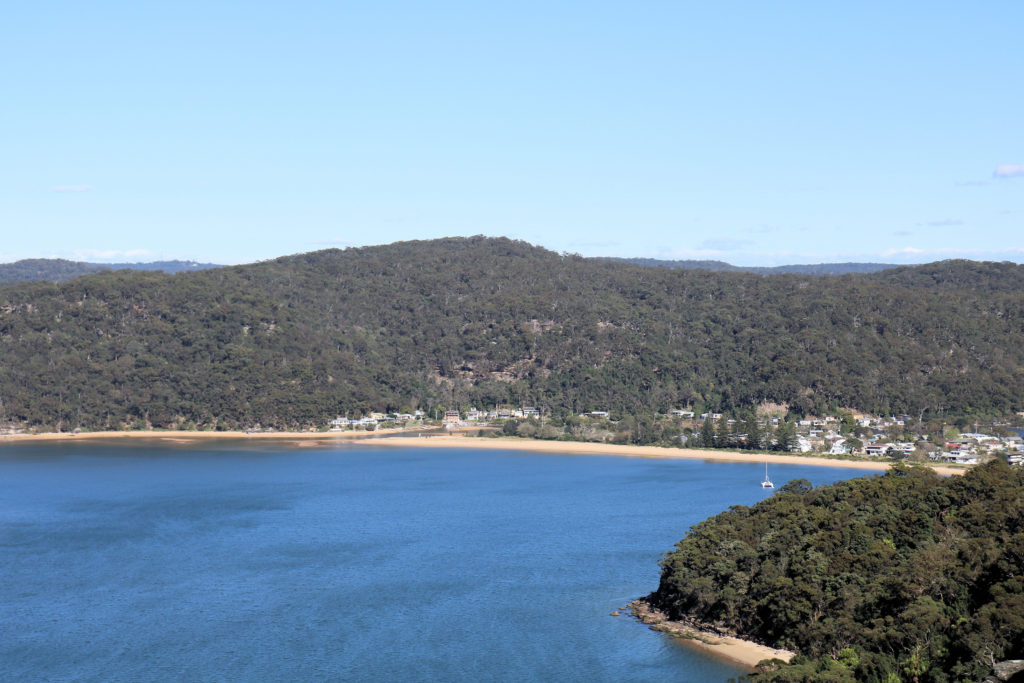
603, 257, 898, 276
0, 259, 223, 284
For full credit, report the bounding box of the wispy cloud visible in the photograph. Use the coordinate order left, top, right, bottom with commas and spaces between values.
920, 219, 964, 227
994, 164, 1024, 179
71, 249, 154, 262
894, 230, 913, 236
881, 246, 1024, 260
52, 185, 93, 193
882, 247, 929, 257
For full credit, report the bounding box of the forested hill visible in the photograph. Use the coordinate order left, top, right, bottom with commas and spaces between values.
649, 461, 1024, 682
0, 236, 1022, 431
0, 258, 221, 284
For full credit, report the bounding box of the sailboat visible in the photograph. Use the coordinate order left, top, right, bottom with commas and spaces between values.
761, 460, 774, 488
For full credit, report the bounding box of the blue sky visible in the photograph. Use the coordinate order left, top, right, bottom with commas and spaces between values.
2, 1, 1021, 266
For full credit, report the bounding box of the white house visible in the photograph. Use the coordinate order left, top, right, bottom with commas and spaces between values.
943, 451, 980, 465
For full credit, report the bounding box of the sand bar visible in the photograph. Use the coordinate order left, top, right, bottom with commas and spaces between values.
0, 429, 965, 475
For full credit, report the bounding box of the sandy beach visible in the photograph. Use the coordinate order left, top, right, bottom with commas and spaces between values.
0, 428, 966, 475
365, 433, 967, 476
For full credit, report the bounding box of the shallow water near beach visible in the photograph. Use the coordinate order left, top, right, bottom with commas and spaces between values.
0, 443, 871, 682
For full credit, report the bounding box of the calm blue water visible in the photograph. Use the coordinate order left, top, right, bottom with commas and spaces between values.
0, 442, 873, 682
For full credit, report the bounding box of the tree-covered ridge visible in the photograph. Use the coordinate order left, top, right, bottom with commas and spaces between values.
1, 236, 1023, 431
871, 259, 1024, 293
650, 461, 1024, 682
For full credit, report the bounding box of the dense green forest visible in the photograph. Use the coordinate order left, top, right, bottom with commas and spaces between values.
1, 237, 1022, 431
649, 461, 1024, 682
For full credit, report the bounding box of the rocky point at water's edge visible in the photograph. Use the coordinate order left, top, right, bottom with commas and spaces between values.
628, 597, 795, 669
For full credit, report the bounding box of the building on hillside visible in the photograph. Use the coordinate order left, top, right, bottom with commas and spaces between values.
443, 410, 460, 424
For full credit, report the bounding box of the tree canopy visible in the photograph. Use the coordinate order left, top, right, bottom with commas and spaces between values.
650, 461, 1024, 682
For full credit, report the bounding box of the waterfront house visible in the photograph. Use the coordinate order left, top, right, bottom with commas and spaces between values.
829, 439, 849, 455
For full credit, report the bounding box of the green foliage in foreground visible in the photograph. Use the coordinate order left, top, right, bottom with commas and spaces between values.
651, 461, 1024, 682
1, 237, 1024, 431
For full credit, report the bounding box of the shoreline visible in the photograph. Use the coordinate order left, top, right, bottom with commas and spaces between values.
364, 434, 967, 475
0, 427, 421, 442
0, 429, 966, 475
628, 598, 794, 670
